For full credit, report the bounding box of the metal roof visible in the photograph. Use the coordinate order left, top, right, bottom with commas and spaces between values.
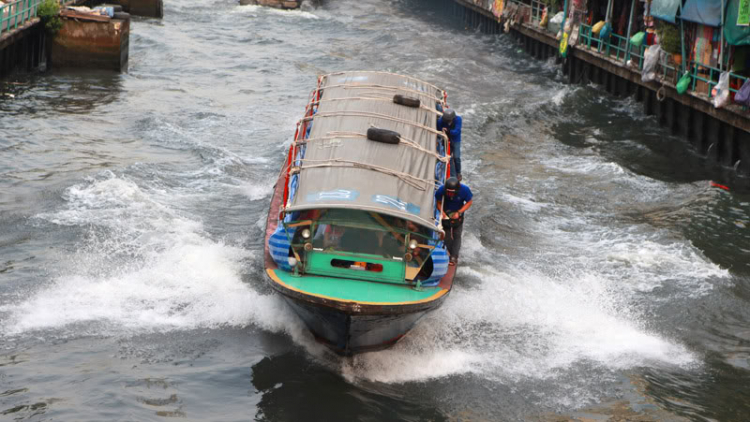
285, 71, 447, 230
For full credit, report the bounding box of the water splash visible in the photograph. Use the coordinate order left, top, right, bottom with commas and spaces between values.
1, 173, 299, 341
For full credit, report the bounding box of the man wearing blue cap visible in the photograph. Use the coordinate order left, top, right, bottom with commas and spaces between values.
435, 176, 473, 265
437, 108, 463, 181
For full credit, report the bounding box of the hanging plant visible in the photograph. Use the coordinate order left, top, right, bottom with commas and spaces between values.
38, 0, 63, 35
657, 22, 681, 55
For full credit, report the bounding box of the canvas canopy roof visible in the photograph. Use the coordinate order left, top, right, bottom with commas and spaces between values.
681, 0, 723, 26
285, 71, 447, 231
651, 0, 682, 23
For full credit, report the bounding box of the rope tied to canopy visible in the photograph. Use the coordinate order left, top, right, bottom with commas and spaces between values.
308, 96, 443, 116
303, 111, 448, 141
292, 157, 432, 191
296, 130, 450, 163
318, 83, 443, 101
322, 71, 446, 95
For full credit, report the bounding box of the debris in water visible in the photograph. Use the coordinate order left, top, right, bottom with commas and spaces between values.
710, 181, 730, 191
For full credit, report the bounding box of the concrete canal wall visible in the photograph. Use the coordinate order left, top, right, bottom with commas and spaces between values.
50, 12, 129, 71
433, 0, 750, 178
0, 0, 163, 78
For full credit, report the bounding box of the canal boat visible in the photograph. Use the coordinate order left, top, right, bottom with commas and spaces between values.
263, 71, 457, 355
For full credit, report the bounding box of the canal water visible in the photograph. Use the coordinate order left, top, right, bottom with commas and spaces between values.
1, 0, 749, 420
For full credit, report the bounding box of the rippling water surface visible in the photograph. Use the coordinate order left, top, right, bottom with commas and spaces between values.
2, 0, 750, 420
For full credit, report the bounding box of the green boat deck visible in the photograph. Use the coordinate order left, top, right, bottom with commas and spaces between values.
267, 269, 446, 305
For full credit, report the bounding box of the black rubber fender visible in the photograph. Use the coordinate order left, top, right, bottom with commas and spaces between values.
367, 128, 400, 144
393, 94, 420, 108
113, 11, 131, 20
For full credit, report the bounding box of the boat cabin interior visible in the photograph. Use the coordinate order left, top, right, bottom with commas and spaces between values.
283, 208, 439, 285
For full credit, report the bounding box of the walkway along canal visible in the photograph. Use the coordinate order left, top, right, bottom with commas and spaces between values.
431, 0, 750, 182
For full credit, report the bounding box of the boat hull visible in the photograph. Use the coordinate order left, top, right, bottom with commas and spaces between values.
262, 72, 456, 355
281, 295, 431, 354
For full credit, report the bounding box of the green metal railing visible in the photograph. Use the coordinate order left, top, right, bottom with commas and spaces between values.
578, 23, 645, 66
686, 61, 748, 98
504, 0, 544, 26
0, 0, 44, 37
529, 0, 545, 25
575, 23, 750, 100
494, 1, 749, 104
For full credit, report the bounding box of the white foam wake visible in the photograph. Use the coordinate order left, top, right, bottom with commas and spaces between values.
340, 262, 696, 385
1, 173, 301, 341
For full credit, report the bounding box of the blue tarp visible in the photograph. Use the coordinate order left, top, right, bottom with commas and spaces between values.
681, 0, 723, 26
651, 0, 682, 23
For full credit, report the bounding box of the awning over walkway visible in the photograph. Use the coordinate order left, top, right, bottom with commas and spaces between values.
681, 0, 723, 26
650, 0, 682, 23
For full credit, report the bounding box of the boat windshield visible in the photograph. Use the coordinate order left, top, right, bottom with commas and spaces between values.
295, 209, 432, 259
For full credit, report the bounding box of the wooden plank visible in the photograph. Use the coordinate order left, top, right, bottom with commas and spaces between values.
60, 9, 111, 22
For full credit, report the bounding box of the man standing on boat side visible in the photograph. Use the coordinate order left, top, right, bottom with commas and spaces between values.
435, 177, 473, 266
437, 108, 463, 181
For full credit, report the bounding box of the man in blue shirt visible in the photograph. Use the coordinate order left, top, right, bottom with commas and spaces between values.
437, 108, 463, 181
435, 177, 473, 265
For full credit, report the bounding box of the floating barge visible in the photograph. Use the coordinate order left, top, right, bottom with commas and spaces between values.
264, 71, 456, 355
